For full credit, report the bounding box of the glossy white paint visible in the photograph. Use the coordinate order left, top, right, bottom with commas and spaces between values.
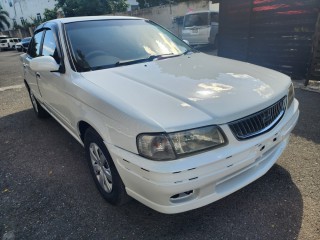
109, 99, 299, 213
80, 53, 291, 131
22, 16, 299, 214
30, 56, 60, 72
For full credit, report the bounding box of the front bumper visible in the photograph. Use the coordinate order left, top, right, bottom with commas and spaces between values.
107, 99, 299, 214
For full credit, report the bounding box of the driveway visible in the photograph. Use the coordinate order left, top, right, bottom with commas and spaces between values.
0, 50, 319, 240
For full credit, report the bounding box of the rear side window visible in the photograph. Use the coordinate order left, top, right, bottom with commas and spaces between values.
42, 30, 60, 64
184, 13, 209, 27
210, 12, 219, 23
28, 31, 44, 58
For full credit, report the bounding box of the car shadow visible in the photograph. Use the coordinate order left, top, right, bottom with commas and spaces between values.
0, 108, 303, 239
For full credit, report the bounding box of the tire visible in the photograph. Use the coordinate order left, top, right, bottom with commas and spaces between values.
84, 127, 130, 205
28, 90, 49, 118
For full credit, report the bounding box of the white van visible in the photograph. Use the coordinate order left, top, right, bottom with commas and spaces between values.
182, 11, 219, 46
0, 38, 21, 50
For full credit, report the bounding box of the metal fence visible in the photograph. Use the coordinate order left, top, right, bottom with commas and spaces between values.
218, 0, 320, 80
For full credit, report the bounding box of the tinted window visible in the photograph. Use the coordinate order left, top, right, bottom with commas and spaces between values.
28, 31, 43, 58
10, 39, 13, 42
184, 13, 209, 27
0, 40, 7, 43
42, 30, 60, 64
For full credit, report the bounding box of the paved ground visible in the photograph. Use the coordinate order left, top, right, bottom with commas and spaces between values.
0, 50, 319, 240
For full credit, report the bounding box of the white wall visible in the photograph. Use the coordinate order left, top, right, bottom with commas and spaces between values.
111, 0, 211, 37
209, 3, 219, 11
127, 0, 138, 11
0, 0, 56, 30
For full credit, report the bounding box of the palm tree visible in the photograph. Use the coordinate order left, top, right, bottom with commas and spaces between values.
0, 10, 10, 31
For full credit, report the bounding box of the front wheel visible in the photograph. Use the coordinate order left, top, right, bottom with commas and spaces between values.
84, 128, 130, 205
28, 90, 49, 118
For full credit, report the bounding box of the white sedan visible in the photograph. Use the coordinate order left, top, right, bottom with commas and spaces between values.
21, 16, 299, 214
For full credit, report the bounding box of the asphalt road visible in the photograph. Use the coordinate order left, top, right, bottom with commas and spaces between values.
0, 50, 319, 240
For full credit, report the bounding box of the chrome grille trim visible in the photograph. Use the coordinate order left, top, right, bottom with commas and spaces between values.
229, 97, 287, 140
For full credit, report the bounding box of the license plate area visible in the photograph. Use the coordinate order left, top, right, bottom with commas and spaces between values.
256, 132, 280, 155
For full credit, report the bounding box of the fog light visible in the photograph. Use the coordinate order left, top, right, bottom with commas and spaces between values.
170, 190, 194, 203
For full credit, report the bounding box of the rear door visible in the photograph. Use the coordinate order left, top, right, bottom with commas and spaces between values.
209, 12, 219, 44
0, 39, 8, 48
9, 39, 14, 48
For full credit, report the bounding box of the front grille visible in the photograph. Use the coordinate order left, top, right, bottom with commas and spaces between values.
229, 97, 287, 140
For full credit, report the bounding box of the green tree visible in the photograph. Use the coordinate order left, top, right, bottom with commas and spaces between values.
56, 0, 128, 16
43, 8, 58, 21
137, 0, 185, 9
106, 0, 129, 13
0, 10, 10, 31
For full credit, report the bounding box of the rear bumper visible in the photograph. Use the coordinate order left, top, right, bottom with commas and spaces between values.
0, 46, 10, 50
107, 99, 299, 214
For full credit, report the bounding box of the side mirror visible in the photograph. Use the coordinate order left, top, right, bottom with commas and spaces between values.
30, 56, 60, 72
183, 40, 190, 45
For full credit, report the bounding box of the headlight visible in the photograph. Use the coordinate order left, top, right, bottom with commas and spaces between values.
287, 82, 295, 108
137, 125, 226, 161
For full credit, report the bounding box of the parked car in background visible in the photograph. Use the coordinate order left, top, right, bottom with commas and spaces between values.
0, 38, 13, 50
15, 37, 31, 52
22, 16, 299, 214
0, 38, 21, 51
182, 11, 219, 47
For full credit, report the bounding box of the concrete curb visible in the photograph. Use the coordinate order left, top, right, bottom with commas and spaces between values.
293, 80, 320, 93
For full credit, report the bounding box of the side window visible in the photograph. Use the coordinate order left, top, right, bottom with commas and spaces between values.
28, 31, 44, 58
210, 13, 219, 23
42, 30, 60, 64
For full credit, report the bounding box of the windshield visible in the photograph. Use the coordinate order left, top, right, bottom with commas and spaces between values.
184, 13, 209, 28
0, 40, 8, 43
65, 19, 192, 72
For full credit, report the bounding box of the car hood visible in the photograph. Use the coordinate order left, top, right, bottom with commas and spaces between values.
80, 53, 290, 132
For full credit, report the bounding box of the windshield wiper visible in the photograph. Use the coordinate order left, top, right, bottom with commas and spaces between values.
115, 53, 180, 67
183, 49, 197, 55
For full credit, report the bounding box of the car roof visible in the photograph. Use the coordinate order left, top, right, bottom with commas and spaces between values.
47, 16, 142, 24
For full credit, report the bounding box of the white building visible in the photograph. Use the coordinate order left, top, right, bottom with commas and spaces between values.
0, 0, 56, 30
127, 0, 138, 11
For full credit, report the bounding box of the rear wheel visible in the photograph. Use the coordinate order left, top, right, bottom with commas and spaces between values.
84, 128, 130, 205
213, 34, 219, 50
